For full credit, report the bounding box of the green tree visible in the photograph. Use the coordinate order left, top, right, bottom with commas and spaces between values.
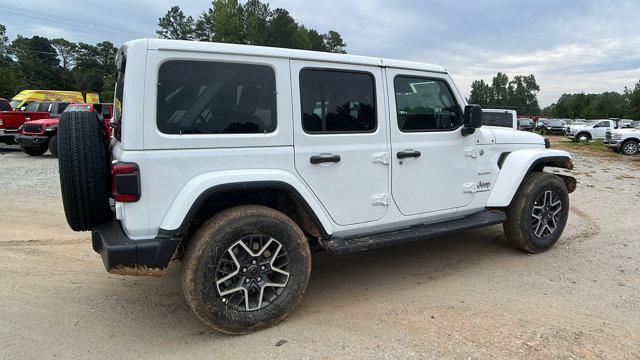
207, 0, 246, 44
267, 8, 298, 49
0, 23, 12, 65
624, 80, 640, 119
51, 38, 77, 90
243, 0, 270, 46
157, 6, 196, 40
468, 79, 493, 106
11, 35, 62, 89
323, 30, 346, 53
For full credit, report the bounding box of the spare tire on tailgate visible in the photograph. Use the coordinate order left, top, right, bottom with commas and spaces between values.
58, 111, 112, 231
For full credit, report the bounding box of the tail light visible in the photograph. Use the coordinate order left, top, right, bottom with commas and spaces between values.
112, 162, 140, 202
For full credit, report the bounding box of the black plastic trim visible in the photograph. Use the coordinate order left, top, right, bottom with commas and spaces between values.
163, 181, 331, 239
326, 210, 506, 254
92, 220, 180, 272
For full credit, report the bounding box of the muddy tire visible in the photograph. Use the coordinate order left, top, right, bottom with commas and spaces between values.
504, 172, 569, 253
48, 135, 58, 157
58, 111, 112, 231
620, 139, 639, 156
182, 205, 311, 334
20, 144, 47, 156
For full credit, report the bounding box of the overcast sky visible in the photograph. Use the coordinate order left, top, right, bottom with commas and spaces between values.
3, 0, 639, 106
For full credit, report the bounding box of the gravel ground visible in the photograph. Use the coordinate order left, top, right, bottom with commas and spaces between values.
0, 139, 639, 359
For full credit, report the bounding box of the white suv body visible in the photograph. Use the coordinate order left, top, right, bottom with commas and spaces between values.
112, 39, 568, 241
57, 38, 576, 333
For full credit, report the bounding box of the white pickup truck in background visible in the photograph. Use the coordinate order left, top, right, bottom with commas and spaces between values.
566, 119, 619, 142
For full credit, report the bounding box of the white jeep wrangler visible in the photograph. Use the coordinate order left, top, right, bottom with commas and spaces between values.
57, 39, 576, 334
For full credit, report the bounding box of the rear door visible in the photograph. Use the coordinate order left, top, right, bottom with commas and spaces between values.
290, 61, 389, 226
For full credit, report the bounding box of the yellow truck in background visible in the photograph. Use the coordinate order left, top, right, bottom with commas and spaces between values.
9, 90, 99, 110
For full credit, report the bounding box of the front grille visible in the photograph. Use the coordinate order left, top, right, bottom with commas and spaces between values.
22, 123, 43, 134
605, 131, 612, 140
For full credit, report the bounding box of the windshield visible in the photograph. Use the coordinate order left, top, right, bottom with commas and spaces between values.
520, 119, 533, 125
10, 100, 22, 110
548, 120, 564, 126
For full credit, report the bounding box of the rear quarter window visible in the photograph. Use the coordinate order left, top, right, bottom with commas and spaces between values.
156, 60, 277, 135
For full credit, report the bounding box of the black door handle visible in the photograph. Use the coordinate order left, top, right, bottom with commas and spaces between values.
397, 150, 421, 159
310, 154, 341, 164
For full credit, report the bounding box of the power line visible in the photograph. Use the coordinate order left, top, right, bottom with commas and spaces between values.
0, 3, 154, 38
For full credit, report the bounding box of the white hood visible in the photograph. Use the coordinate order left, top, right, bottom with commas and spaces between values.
489, 127, 546, 145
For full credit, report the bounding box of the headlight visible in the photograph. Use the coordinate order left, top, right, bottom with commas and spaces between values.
612, 133, 622, 140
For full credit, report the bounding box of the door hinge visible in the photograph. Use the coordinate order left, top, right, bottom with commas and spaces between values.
464, 147, 478, 158
371, 152, 389, 165
371, 193, 390, 206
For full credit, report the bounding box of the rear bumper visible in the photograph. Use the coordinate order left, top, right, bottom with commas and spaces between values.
14, 134, 48, 147
91, 220, 180, 275
0, 129, 18, 144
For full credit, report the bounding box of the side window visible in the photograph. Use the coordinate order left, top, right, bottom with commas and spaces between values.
482, 112, 511, 128
299, 69, 376, 134
594, 121, 608, 128
24, 102, 40, 112
394, 76, 461, 132
157, 60, 277, 134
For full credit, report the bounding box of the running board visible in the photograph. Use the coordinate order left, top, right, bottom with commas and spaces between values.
325, 210, 506, 254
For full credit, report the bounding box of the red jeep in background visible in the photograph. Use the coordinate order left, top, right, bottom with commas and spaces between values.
0, 98, 52, 145
15, 103, 113, 157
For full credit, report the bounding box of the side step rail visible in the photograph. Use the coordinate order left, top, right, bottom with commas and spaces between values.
325, 210, 506, 254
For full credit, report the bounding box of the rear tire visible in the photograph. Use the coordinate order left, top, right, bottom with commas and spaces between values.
182, 205, 311, 334
504, 173, 569, 253
620, 139, 639, 155
20, 144, 47, 156
48, 135, 58, 158
58, 111, 112, 231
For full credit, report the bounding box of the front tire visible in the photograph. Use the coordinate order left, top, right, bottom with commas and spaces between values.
182, 205, 311, 334
504, 173, 569, 253
48, 135, 58, 157
20, 144, 48, 156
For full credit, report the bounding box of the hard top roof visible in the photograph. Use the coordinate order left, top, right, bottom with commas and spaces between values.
129, 38, 447, 74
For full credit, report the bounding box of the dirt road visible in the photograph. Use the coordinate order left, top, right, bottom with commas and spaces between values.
1, 140, 639, 359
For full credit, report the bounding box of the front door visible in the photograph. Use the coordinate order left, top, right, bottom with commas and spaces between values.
291, 61, 389, 226
386, 69, 476, 216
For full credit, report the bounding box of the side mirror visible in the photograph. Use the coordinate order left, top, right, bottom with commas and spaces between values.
19, 107, 25, 111
462, 104, 483, 136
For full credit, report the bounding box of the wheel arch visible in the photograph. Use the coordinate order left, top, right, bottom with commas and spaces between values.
486, 149, 575, 207
158, 171, 334, 242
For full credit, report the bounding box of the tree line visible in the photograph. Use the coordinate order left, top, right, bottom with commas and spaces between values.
157, 0, 347, 53
0, 24, 117, 101
468, 72, 542, 115
542, 83, 640, 120
0, 0, 347, 102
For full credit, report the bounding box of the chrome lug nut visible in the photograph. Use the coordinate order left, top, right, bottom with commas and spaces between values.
261, 266, 265, 271
257, 277, 262, 282
252, 260, 257, 265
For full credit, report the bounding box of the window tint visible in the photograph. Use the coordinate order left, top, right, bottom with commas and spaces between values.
595, 121, 609, 127
483, 112, 512, 128
24, 102, 40, 112
394, 76, 461, 132
300, 69, 376, 133
157, 60, 277, 134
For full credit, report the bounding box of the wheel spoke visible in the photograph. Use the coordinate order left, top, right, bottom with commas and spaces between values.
215, 235, 290, 312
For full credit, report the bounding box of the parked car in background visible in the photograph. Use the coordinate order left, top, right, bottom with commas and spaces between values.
9, 90, 99, 110
24, 101, 70, 118
605, 126, 640, 155
566, 119, 618, 142
481, 109, 517, 129
518, 118, 534, 131
0, 105, 51, 145
14, 103, 112, 157
539, 119, 566, 135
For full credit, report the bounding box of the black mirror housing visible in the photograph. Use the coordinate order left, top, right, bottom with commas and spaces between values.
462, 104, 483, 136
